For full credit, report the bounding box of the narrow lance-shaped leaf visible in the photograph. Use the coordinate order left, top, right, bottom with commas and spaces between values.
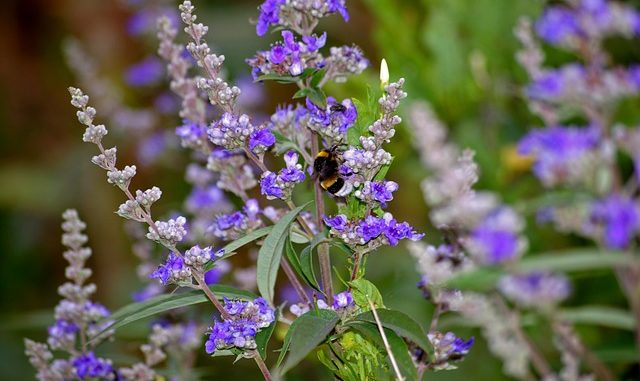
277, 309, 340, 375
97, 286, 257, 337
257, 201, 312, 304
353, 308, 431, 353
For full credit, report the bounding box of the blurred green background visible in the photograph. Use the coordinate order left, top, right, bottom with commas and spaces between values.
2, 0, 639, 380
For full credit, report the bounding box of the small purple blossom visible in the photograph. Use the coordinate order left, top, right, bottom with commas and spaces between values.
324, 214, 348, 232
590, 194, 640, 250
249, 127, 276, 154
356, 180, 398, 207
332, 291, 354, 309
150, 252, 189, 285
305, 97, 357, 142
260, 171, 284, 199
382, 214, 424, 246
72, 352, 113, 380
176, 121, 208, 149
256, 0, 285, 36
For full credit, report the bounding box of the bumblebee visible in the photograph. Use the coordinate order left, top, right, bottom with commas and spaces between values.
329, 103, 347, 113
313, 145, 353, 196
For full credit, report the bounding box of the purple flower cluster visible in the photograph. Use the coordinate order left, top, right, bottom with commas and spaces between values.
208, 112, 259, 150
535, 0, 640, 47
590, 194, 640, 249
72, 352, 114, 380
150, 252, 191, 285
498, 272, 571, 308
355, 180, 398, 208
248, 31, 326, 78
518, 125, 600, 187
205, 297, 275, 354
324, 213, 423, 249
210, 199, 262, 240
260, 151, 306, 200
47, 319, 79, 350
125, 56, 164, 87
249, 127, 276, 155
255, 0, 348, 37
304, 97, 357, 143
526, 64, 640, 105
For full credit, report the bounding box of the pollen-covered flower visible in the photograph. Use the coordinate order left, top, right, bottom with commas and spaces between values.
304, 97, 357, 143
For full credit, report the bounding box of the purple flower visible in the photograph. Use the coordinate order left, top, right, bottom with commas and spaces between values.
150, 252, 186, 285
256, 0, 285, 36
324, 214, 348, 232
303, 32, 327, 52
429, 331, 474, 366
306, 97, 357, 138
249, 128, 276, 153
590, 194, 640, 250
382, 215, 424, 246
358, 216, 386, 242
470, 226, 518, 264
332, 291, 354, 309
449, 334, 475, 356
269, 44, 286, 64
72, 352, 113, 380
357, 180, 398, 207
125, 57, 164, 87
205, 297, 275, 354
215, 212, 246, 231
328, 0, 349, 21
280, 151, 306, 182
260, 171, 284, 199
535, 6, 580, 44
518, 125, 599, 186
499, 272, 571, 308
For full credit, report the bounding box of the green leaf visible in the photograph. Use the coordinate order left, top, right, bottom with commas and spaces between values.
255, 310, 279, 359
278, 309, 340, 374
349, 278, 385, 309
517, 250, 634, 272
445, 250, 636, 291
207, 227, 273, 267
99, 286, 256, 336
559, 306, 635, 331
310, 68, 327, 88
307, 87, 327, 108
593, 347, 640, 363
299, 244, 322, 292
349, 322, 417, 381
372, 158, 393, 182
284, 237, 307, 287
257, 201, 312, 304
293, 88, 311, 99
353, 309, 431, 352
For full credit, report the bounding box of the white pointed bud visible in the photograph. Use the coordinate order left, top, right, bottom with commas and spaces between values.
380, 58, 390, 87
